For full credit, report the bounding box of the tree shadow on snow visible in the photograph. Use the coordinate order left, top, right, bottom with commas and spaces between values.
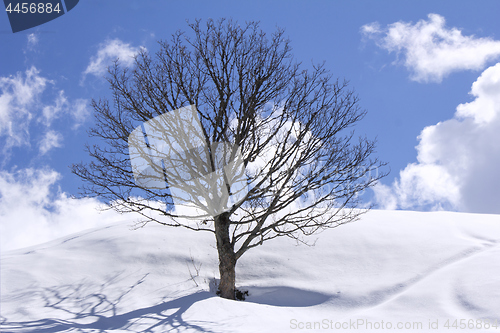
243, 286, 330, 307
0, 274, 219, 333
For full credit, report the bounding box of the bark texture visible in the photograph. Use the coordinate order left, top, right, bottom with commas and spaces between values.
214, 212, 236, 300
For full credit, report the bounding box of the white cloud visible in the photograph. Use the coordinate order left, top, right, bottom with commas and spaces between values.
456, 64, 500, 124
376, 63, 500, 213
0, 67, 49, 150
372, 183, 397, 210
40, 91, 90, 128
39, 130, 63, 155
70, 98, 90, 128
83, 39, 144, 79
0, 67, 110, 251
0, 68, 91, 156
0, 168, 124, 252
27, 33, 38, 51
362, 14, 500, 82
41, 90, 69, 126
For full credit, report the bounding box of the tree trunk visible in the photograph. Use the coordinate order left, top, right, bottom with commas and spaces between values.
214, 212, 236, 300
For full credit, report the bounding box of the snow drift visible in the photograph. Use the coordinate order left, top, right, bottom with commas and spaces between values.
1, 209, 500, 332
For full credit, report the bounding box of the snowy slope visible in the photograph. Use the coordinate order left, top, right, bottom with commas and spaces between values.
2, 210, 500, 332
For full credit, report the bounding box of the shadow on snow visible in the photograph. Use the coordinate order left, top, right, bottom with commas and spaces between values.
0, 274, 219, 333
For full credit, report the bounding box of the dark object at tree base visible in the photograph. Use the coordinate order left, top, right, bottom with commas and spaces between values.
216, 288, 249, 301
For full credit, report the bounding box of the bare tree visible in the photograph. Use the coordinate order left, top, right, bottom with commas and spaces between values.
72, 18, 386, 300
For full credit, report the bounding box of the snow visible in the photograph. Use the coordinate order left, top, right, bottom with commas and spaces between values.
2, 209, 500, 332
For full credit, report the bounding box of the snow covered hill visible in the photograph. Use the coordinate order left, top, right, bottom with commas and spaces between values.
2, 209, 500, 332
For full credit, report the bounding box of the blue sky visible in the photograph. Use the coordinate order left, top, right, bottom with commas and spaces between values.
2, 0, 500, 250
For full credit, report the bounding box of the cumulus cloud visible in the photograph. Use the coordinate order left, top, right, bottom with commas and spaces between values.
83, 39, 144, 79
362, 14, 500, 82
456, 64, 500, 124
0, 66, 105, 251
0, 168, 124, 252
375, 63, 500, 213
